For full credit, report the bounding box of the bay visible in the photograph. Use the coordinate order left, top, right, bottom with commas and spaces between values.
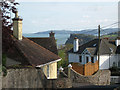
23, 33, 70, 46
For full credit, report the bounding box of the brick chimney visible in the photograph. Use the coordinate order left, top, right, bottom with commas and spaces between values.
73, 37, 79, 52
49, 31, 55, 37
12, 11, 23, 40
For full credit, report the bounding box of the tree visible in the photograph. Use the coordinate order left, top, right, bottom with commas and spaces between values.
1, 0, 19, 53
1, 0, 19, 75
1, 0, 19, 28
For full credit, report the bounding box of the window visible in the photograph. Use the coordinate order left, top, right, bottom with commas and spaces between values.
86, 56, 89, 63
79, 56, 82, 62
47, 65, 49, 77
93, 44, 97, 46
91, 57, 94, 63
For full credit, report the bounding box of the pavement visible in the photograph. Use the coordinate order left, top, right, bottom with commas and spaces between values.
71, 83, 120, 90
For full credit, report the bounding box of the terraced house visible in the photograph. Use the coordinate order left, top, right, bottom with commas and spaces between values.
2, 11, 61, 79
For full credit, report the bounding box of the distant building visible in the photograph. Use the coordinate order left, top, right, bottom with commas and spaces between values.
68, 37, 120, 72
2, 11, 61, 79
28, 32, 58, 55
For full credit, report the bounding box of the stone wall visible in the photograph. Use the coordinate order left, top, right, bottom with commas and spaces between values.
2, 68, 72, 88
70, 69, 111, 85
2, 68, 45, 88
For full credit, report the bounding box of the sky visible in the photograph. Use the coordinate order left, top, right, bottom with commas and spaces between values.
14, 0, 119, 34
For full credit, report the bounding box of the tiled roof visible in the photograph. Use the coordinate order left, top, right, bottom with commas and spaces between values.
2, 29, 61, 67
68, 38, 117, 55
28, 37, 58, 55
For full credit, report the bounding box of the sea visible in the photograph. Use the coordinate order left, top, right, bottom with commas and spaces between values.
23, 33, 70, 46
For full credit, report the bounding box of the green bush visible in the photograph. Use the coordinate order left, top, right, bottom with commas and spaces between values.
2, 54, 6, 66
2, 54, 7, 76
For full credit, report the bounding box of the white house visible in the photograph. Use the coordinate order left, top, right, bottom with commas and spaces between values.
68, 37, 120, 70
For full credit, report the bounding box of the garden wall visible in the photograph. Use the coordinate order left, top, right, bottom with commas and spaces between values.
70, 69, 111, 85
2, 68, 72, 88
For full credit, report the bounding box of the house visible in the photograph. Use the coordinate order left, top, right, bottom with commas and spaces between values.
2, 11, 61, 79
28, 31, 58, 55
68, 36, 120, 71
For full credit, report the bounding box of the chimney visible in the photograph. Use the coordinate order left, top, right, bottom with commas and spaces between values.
116, 37, 120, 46
49, 31, 55, 37
73, 37, 79, 52
12, 11, 23, 40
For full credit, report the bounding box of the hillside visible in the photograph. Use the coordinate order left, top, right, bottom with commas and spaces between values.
65, 32, 118, 45
65, 34, 96, 45
35, 28, 118, 35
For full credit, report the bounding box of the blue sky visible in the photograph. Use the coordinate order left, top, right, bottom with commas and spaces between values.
15, 1, 118, 33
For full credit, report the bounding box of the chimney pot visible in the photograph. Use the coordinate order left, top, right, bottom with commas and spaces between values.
49, 31, 55, 37
15, 11, 18, 18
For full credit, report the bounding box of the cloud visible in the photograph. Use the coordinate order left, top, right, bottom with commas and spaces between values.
82, 15, 90, 18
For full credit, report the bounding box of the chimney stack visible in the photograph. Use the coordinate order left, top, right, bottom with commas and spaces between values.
116, 37, 120, 46
73, 37, 79, 52
12, 11, 23, 40
49, 31, 55, 38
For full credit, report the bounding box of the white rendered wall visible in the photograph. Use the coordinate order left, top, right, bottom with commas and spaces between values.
109, 54, 120, 68
68, 53, 97, 64
116, 39, 120, 46
99, 55, 110, 69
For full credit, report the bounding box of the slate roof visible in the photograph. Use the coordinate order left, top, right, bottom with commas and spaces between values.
28, 37, 58, 55
68, 38, 117, 55
86, 48, 96, 55
2, 29, 61, 67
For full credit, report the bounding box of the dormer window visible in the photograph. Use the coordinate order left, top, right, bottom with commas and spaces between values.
93, 44, 97, 47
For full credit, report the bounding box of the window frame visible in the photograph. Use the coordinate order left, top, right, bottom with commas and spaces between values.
79, 56, 82, 63
86, 56, 89, 63
91, 56, 94, 63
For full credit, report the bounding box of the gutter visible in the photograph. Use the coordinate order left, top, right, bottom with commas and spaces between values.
36, 58, 62, 68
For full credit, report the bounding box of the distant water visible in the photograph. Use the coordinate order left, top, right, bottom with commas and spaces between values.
23, 33, 70, 46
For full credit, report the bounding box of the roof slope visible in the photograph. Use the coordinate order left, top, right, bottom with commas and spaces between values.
68, 39, 117, 55
28, 37, 58, 55
2, 29, 61, 67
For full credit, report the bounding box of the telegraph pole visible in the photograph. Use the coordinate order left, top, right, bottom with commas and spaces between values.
98, 25, 100, 69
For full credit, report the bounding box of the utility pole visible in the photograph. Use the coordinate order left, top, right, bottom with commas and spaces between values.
98, 25, 100, 69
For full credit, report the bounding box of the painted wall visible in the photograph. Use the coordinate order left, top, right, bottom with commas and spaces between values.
69, 52, 120, 70
68, 53, 97, 64
99, 55, 110, 69
68, 53, 80, 63
42, 62, 57, 79
99, 54, 120, 69
109, 54, 120, 68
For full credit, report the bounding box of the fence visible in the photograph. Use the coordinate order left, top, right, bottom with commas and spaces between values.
72, 61, 98, 76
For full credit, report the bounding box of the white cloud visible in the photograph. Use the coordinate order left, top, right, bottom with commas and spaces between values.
83, 15, 90, 18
